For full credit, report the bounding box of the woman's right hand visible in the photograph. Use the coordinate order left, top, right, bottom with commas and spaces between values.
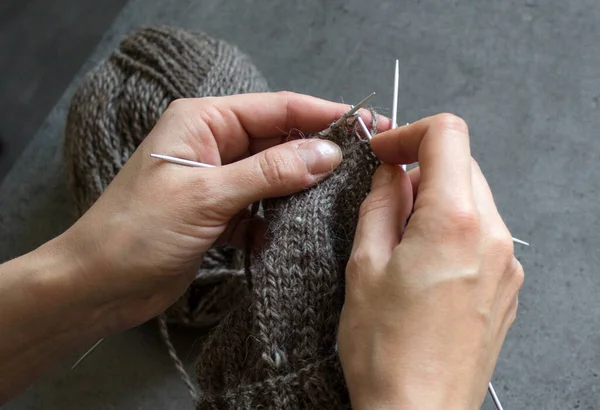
338, 114, 524, 410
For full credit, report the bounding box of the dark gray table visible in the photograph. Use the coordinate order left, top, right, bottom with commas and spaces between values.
2, 1, 600, 408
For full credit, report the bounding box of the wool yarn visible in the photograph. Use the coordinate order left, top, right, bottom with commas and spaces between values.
194, 120, 379, 408
64, 26, 269, 327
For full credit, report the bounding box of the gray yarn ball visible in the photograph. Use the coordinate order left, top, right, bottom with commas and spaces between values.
63, 26, 269, 328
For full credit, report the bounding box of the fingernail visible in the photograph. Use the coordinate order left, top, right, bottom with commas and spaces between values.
297, 140, 343, 175
371, 164, 395, 189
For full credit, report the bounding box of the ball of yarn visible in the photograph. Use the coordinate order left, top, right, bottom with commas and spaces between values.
64, 26, 269, 327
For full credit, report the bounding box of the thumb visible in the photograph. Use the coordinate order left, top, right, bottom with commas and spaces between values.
211, 138, 342, 215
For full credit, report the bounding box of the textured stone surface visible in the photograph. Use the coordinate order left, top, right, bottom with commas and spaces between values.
2, 0, 600, 408
0, 0, 127, 180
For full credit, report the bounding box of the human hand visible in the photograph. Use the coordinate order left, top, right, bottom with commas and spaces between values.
59, 92, 385, 335
338, 114, 524, 410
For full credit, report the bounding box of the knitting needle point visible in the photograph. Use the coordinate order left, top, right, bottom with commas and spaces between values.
332, 92, 376, 128
71, 338, 105, 370
488, 382, 505, 410
512, 237, 529, 246
392, 59, 399, 130
150, 154, 215, 168
391, 59, 407, 172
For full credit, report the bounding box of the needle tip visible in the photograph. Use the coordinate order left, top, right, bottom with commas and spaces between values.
512, 237, 530, 246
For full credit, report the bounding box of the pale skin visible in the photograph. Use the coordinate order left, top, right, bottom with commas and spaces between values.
0, 92, 523, 407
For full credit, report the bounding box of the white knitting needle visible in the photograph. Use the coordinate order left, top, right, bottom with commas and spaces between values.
71, 338, 105, 369
357, 116, 372, 140
488, 381, 505, 410
390, 59, 409, 172
392, 59, 400, 131
150, 154, 215, 168
332, 92, 376, 129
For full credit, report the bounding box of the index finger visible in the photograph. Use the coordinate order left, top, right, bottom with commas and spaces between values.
370, 113, 473, 205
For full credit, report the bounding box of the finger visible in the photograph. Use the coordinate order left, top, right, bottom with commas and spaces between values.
351, 164, 414, 264
370, 114, 473, 207
470, 160, 515, 255
206, 138, 343, 216
152, 92, 391, 164
215, 210, 268, 250
470, 160, 502, 223
407, 166, 420, 199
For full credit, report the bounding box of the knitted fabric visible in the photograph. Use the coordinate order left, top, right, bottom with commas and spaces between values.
195, 122, 379, 408
63, 26, 269, 327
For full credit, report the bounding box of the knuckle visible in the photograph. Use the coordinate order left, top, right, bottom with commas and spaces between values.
512, 261, 525, 288
275, 91, 297, 130
358, 193, 392, 220
346, 248, 376, 288
165, 98, 190, 115
490, 230, 515, 257
275, 90, 296, 100
257, 148, 298, 186
435, 113, 469, 134
442, 204, 480, 237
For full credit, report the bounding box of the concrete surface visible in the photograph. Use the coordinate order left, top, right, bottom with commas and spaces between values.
1, 0, 600, 408
0, 0, 127, 180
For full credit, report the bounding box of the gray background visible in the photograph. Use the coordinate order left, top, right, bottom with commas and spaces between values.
0, 0, 127, 180
1, 0, 599, 409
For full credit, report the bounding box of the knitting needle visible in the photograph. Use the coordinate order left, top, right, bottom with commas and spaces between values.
392, 59, 399, 130
390, 59, 409, 172
71, 338, 105, 369
331, 92, 376, 129
488, 382, 505, 410
150, 154, 215, 168
357, 116, 372, 140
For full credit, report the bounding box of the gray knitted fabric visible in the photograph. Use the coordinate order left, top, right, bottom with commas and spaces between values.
195, 122, 379, 408
63, 26, 269, 327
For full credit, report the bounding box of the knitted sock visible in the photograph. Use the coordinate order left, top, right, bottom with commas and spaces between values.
64, 26, 269, 328
195, 120, 379, 408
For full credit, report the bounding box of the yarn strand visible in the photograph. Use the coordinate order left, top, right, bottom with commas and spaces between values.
158, 314, 198, 401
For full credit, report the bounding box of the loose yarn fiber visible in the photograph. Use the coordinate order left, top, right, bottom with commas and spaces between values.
195, 121, 379, 408
64, 26, 269, 327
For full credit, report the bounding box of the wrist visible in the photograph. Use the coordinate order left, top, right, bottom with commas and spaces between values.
0, 234, 107, 401
18, 233, 109, 341
351, 385, 469, 410
347, 366, 475, 410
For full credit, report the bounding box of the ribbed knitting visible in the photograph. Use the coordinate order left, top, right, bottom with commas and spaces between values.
63, 26, 269, 327
195, 122, 379, 408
